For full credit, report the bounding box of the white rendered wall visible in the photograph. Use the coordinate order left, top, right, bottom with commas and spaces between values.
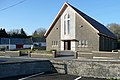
23, 45, 32, 48
10, 45, 16, 50
61, 41, 64, 50
71, 41, 75, 51
0, 44, 16, 50
61, 7, 75, 40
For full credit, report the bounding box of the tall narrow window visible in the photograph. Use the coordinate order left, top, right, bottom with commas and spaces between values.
64, 21, 66, 34
64, 13, 70, 35
68, 20, 70, 34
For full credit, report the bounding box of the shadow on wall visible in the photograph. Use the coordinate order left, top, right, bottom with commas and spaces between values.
52, 62, 67, 74
0, 60, 58, 78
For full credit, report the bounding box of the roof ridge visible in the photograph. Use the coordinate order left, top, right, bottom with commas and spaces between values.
67, 3, 117, 39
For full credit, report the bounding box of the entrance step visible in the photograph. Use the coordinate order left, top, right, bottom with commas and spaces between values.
57, 51, 74, 56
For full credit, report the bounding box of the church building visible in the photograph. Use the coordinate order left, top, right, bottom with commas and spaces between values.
44, 2, 117, 52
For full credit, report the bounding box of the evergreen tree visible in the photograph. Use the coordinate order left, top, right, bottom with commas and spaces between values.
7, 28, 28, 38
0, 28, 8, 38
20, 28, 27, 38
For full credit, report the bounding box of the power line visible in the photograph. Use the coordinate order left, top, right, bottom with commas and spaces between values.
0, 0, 27, 12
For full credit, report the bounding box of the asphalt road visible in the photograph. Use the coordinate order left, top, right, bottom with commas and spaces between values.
5, 73, 107, 80
21, 73, 108, 80
1, 73, 109, 80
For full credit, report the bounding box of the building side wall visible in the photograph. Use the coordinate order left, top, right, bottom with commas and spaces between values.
75, 13, 99, 52
23, 45, 31, 49
99, 35, 117, 51
46, 19, 61, 51
0, 45, 16, 50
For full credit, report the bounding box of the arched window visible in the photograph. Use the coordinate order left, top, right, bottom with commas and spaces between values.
64, 13, 70, 35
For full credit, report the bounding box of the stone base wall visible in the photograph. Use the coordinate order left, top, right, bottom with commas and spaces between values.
0, 60, 56, 78
51, 59, 120, 78
77, 51, 120, 59
31, 53, 55, 58
0, 51, 21, 57
5, 51, 20, 57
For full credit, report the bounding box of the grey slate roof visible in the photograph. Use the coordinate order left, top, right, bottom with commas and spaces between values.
0, 38, 33, 45
32, 37, 45, 42
67, 3, 117, 39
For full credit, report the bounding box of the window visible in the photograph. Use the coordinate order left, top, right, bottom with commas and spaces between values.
64, 21, 66, 34
68, 20, 70, 34
64, 13, 70, 35
52, 41, 53, 45
56, 41, 58, 45
81, 40, 85, 47
85, 40, 88, 47
78, 40, 88, 48
52, 41, 58, 47
78, 40, 82, 47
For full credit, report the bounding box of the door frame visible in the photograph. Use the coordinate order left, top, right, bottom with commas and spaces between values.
64, 40, 71, 50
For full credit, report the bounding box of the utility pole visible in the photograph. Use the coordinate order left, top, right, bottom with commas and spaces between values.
9, 38, 10, 51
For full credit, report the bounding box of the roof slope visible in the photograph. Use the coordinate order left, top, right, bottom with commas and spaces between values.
32, 37, 45, 42
68, 3, 117, 39
44, 2, 117, 39
0, 38, 32, 45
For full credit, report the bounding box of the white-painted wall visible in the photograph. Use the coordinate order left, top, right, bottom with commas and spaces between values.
61, 7, 75, 40
23, 45, 32, 49
0, 44, 32, 50
71, 41, 75, 51
0, 44, 16, 50
10, 45, 16, 50
61, 41, 64, 50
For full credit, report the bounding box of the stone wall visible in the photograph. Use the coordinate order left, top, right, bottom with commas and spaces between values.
0, 51, 21, 57
51, 59, 120, 78
77, 51, 120, 59
0, 60, 56, 78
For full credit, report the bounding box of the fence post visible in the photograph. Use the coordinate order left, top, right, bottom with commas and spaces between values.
52, 51, 56, 58
74, 51, 78, 59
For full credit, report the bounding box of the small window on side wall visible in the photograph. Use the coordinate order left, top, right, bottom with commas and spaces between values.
52, 41, 58, 47
78, 40, 88, 48
85, 40, 88, 47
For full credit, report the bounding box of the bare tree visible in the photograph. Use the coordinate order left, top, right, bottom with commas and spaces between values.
7, 28, 27, 38
32, 28, 46, 42
7, 29, 20, 35
107, 23, 120, 39
32, 28, 46, 37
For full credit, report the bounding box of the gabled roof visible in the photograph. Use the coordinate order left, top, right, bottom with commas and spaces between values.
44, 2, 117, 39
0, 38, 33, 45
32, 37, 45, 42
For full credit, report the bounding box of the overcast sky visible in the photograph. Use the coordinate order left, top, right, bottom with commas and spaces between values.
0, 0, 120, 35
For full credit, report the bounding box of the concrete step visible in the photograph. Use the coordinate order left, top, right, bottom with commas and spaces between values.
57, 51, 74, 56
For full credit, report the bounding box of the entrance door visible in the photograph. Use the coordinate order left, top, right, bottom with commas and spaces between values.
64, 41, 71, 50
16, 44, 23, 49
